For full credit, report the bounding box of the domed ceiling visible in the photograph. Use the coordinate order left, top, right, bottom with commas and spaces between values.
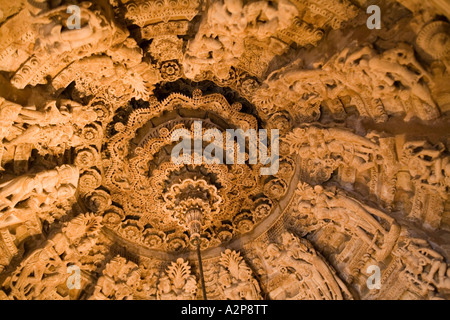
0, 0, 449, 300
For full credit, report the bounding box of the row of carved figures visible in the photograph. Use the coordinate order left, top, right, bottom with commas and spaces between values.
283, 125, 450, 229
0, 98, 97, 169
1, 209, 448, 300
1, 1, 448, 123
0, 208, 356, 301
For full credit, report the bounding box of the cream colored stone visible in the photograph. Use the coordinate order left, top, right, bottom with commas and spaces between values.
0, 0, 448, 301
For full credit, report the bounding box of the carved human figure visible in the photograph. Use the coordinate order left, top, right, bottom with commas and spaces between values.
261, 232, 352, 300
208, 0, 247, 34
285, 127, 380, 177
243, 0, 298, 37
0, 99, 96, 164
427, 260, 450, 290
5, 100, 96, 147
295, 183, 400, 260
333, 45, 438, 119
370, 47, 435, 109
403, 141, 450, 191
393, 237, 450, 298
0, 98, 22, 138
184, 0, 297, 79
92, 274, 117, 300
8, 246, 68, 299
0, 98, 22, 170
0, 183, 77, 230
0, 164, 79, 211
218, 249, 261, 300
157, 276, 177, 300
34, 5, 111, 56
3, 212, 107, 299
107, 38, 143, 68
91, 256, 138, 300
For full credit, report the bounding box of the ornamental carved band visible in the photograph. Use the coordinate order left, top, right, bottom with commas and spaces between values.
0, 0, 449, 301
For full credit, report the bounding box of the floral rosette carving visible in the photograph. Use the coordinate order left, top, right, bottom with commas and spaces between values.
102, 91, 293, 251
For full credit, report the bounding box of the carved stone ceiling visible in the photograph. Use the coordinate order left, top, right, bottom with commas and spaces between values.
0, 0, 449, 300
